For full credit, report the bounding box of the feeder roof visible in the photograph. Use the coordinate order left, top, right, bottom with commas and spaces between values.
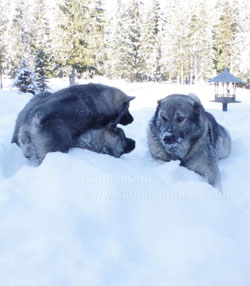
209, 68, 243, 83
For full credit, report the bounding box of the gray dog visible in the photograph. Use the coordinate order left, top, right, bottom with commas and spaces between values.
19, 123, 135, 162
12, 83, 135, 164
148, 94, 231, 188
75, 123, 135, 158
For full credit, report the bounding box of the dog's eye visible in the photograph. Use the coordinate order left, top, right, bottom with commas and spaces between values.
176, 116, 185, 123
123, 102, 129, 108
161, 115, 168, 122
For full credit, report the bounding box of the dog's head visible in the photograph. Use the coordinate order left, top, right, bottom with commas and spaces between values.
103, 124, 135, 158
113, 91, 135, 126
101, 86, 135, 126
154, 94, 204, 158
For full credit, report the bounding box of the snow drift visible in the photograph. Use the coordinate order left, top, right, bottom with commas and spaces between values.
0, 80, 249, 286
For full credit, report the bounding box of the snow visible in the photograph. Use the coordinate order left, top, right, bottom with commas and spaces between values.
0, 79, 249, 286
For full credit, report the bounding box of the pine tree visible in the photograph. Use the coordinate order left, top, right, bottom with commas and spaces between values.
6, 0, 33, 78
13, 59, 38, 94
31, 0, 51, 46
0, 0, 9, 85
230, 0, 250, 87
30, 0, 52, 92
164, 0, 191, 84
187, 1, 215, 83
33, 49, 50, 92
106, 0, 124, 78
111, 0, 145, 82
31, 0, 52, 58
213, 0, 239, 73
142, 0, 165, 81
54, 0, 105, 84
87, 0, 106, 76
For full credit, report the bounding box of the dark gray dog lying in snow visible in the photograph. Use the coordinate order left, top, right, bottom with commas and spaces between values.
12, 83, 136, 164
148, 94, 231, 188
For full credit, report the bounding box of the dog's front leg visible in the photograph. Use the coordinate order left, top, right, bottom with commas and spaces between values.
183, 155, 221, 189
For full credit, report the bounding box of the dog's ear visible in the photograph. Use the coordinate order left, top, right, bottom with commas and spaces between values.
193, 101, 204, 115
157, 99, 162, 105
124, 95, 135, 104
128, 96, 136, 102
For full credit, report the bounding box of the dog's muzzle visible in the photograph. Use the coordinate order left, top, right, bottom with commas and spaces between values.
163, 134, 176, 145
162, 131, 177, 145
124, 138, 136, 154
112, 108, 134, 127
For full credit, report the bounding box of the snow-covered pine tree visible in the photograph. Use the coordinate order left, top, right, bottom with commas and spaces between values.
54, 0, 105, 84
31, 0, 52, 58
213, 0, 239, 73
13, 59, 38, 94
111, 0, 145, 82
30, 0, 52, 92
164, 0, 191, 84
230, 0, 250, 87
33, 49, 50, 92
0, 0, 9, 86
87, 0, 106, 76
187, 0, 215, 83
105, 0, 124, 78
6, 0, 33, 78
142, 0, 165, 81
30, 0, 51, 46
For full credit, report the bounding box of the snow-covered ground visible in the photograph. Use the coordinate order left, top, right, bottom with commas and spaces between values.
0, 79, 249, 286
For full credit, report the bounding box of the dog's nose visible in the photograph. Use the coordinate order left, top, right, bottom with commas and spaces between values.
163, 135, 176, 144
24, 154, 32, 159
119, 112, 134, 125
124, 138, 136, 153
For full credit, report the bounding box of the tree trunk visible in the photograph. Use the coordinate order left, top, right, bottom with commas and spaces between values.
181, 63, 184, 85
194, 54, 197, 84
69, 66, 76, 86
190, 55, 193, 85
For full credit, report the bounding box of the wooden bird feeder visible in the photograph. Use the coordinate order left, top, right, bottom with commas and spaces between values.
209, 68, 243, 111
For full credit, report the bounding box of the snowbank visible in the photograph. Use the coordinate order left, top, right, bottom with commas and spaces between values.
0, 81, 249, 286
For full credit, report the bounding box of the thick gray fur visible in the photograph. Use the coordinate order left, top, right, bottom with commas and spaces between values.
75, 123, 135, 158
12, 83, 135, 164
148, 94, 231, 188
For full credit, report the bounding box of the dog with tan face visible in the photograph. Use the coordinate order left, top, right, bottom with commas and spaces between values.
148, 94, 231, 188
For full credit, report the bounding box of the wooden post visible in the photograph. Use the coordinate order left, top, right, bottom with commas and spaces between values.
233, 83, 236, 100
222, 102, 228, 112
